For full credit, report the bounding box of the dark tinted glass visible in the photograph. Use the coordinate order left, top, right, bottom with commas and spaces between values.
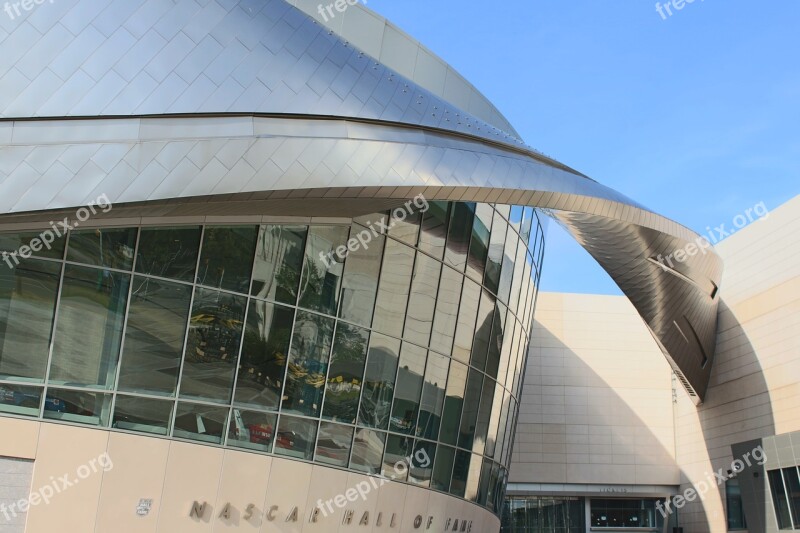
382, 433, 413, 481
0, 259, 60, 382
439, 360, 467, 446
196, 226, 258, 293
484, 211, 506, 294
0, 230, 66, 260
418, 201, 450, 260
322, 323, 369, 424
470, 290, 496, 372
403, 253, 441, 346
350, 428, 386, 474
235, 300, 294, 410
485, 303, 507, 379
458, 369, 484, 449
0, 383, 42, 417
228, 409, 277, 453
467, 204, 492, 282
43, 388, 111, 427
450, 449, 472, 497
298, 226, 350, 316
135, 226, 200, 282
339, 226, 383, 327
282, 310, 335, 416
180, 288, 246, 403
173, 402, 227, 444
112, 395, 172, 435
429, 265, 463, 356
118, 277, 192, 395
251, 225, 306, 305
389, 343, 427, 435
315, 422, 354, 467
417, 351, 449, 441
444, 202, 475, 271
409, 440, 436, 487
67, 227, 137, 270
432, 445, 455, 492
358, 333, 400, 430
50, 265, 130, 388
784, 467, 800, 527
372, 239, 414, 338
274, 415, 317, 460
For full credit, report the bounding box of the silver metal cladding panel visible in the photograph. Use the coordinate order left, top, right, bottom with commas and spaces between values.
0, 115, 723, 401
0, 0, 525, 148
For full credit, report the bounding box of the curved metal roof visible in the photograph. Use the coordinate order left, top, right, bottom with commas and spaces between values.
0, 0, 722, 401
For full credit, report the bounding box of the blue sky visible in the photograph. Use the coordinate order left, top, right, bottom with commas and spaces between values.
367, 0, 800, 294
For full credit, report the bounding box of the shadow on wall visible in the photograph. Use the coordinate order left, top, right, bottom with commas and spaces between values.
510, 322, 699, 531
678, 299, 775, 533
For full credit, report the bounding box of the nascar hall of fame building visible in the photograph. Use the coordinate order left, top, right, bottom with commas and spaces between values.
0, 1, 797, 532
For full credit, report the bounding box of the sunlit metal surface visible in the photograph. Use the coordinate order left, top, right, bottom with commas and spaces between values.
0, 0, 723, 401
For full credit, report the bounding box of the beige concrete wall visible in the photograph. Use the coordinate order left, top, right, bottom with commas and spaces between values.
0, 418, 498, 533
510, 292, 679, 488
674, 195, 800, 533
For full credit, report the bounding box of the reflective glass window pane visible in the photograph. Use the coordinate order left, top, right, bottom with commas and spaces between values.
498, 230, 517, 304
432, 445, 455, 492
388, 206, 421, 246
458, 369, 484, 449
486, 303, 507, 379
0, 258, 60, 382
112, 395, 172, 435
520, 207, 534, 242
508, 239, 526, 312
382, 433, 413, 482
228, 409, 277, 453
43, 388, 111, 427
354, 212, 388, 229
389, 343, 427, 435
350, 428, 386, 474
403, 253, 441, 347
439, 360, 467, 446
467, 204, 492, 283
196, 226, 258, 293
251, 225, 306, 305
339, 226, 384, 327
50, 265, 130, 389
509, 206, 523, 234
417, 351, 449, 441
282, 310, 335, 417
495, 204, 511, 219
180, 288, 246, 403
477, 458, 494, 506
493, 392, 511, 462
484, 211, 507, 295
322, 323, 369, 424
0, 230, 66, 260
485, 384, 506, 459
409, 441, 436, 487
452, 278, 480, 365
298, 226, 350, 316
67, 227, 137, 270
372, 239, 414, 338
726, 478, 747, 530
497, 320, 517, 392
418, 201, 450, 260
444, 202, 474, 271
315, 422, 354, 468
473, 376, 497, 455
470, 290, 496, 372
450, 449, 472, 497
235, 300, 294, 410
465, 453, 483, 502
784, 467, 800, 527
173, 402, 227, 444
0, 383, 42, 417
135, 226, 200, 282
274, 415, 317, 460
358, 333, 400, 430
118, 277, 192, 396
429, 266, 463, 356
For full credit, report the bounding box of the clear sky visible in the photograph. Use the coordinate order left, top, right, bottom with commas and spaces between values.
367, 0, 800, 294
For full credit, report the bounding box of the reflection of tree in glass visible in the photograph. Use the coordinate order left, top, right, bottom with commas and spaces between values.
322, 323, 368, 423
